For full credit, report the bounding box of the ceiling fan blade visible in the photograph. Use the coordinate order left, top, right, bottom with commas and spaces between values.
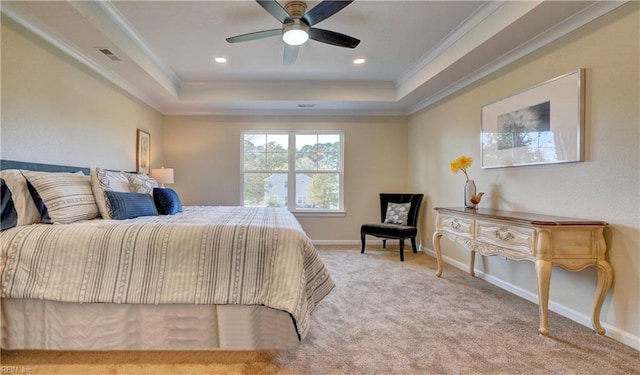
283, 44, 299, 65
302, 0, 353, 26
308, 28, 360, 48
257, 0, 292, 24
226, 29, 281, 43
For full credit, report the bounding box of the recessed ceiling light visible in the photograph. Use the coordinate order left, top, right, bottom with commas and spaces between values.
352, 57, 366, 65
214, 56, 227, 64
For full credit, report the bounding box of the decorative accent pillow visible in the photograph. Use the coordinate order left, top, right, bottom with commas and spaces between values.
0, 178, 18, 231
384, 202, 411, 225
90, 167, 132, 219
22, 171, 100, 224
105, 191, 159, 220
24, 176, 52, 224
128, 173, 159, 195
153, 188, 183, 215
0, 170, 42, 226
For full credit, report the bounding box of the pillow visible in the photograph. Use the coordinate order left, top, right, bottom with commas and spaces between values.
90, 167, 132, 219
384, 202, 411, 225
22, 170, 100, 224
128, 173, 159, 195
153, 188, 182, 215
0, 170, 42, 226
105, 191, 158, 220
24, 176, 52, 224
0, 178, 18, 231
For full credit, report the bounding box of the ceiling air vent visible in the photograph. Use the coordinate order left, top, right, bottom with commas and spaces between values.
96, 48, 121, 61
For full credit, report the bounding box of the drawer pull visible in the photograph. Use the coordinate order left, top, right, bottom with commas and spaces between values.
495, 229, 514, 241
451, 219, 461, 230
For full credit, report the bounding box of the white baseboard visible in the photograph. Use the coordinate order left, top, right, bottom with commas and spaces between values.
312, 239, 389, 246
311, 240, 362, 246
421, 246, 640, 351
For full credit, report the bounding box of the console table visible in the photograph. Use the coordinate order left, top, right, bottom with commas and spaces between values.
432, 207, 612, 336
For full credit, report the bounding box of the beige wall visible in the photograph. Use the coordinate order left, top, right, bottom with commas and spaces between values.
408, 3, 639, 347
1, 16, 164, 170
163, 115, 409, 241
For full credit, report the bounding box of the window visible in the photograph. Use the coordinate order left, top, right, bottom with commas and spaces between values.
242, 132, 344, 213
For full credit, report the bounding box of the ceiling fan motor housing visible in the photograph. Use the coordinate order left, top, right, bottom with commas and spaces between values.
285, 1, 307, 20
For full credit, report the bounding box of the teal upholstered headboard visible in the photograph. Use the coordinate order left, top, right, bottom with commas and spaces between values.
0, 160, 90, 175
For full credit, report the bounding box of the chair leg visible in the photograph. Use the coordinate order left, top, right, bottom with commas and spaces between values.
399, 239, 405, 261
382, 239, 387, 249
411, 237, 418, 253
361, 232, 366, 253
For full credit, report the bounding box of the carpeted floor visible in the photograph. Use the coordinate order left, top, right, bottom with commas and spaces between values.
1, 246, 638, 374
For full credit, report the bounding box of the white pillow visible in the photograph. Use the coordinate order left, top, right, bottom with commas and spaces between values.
127, 173, 159, 195
90, 167, 132, 219
384, 202, 411, 225
22, 170, 99, 224
0, 170, 41, 226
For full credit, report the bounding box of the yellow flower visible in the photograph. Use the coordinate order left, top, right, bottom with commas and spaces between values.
450, 156, 473, 181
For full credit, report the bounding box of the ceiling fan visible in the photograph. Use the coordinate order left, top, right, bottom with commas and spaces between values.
225, 0, 360, 65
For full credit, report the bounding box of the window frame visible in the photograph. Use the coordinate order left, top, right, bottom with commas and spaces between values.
241, 131, 345, 215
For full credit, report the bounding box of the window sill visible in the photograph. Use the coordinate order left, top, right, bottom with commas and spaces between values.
292, 210, 346, 218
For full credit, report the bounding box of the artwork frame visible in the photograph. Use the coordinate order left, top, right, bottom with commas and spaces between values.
136, 129, 150, 174
481, 69, 584, 169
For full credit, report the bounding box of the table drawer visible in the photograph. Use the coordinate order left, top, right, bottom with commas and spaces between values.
438, 214, 474, 239
476, 220, 535, 255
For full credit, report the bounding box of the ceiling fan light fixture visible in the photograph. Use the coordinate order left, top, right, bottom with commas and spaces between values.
282, 21, 309, 46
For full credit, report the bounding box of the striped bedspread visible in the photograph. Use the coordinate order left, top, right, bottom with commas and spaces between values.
0, 206, 334, 339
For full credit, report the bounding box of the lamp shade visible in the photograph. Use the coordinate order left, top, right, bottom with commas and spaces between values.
151, 167, 174, 187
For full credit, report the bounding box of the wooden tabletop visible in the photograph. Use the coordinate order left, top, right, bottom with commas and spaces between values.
434, 207, 607, 226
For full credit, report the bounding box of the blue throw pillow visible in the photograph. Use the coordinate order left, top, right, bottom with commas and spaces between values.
153, 188, 182, 215
105, 191, 158, 220
1, 178, 18, 231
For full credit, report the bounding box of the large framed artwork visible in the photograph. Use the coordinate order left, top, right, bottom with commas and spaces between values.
481, 69, 584, 168
136, 129, 150, 174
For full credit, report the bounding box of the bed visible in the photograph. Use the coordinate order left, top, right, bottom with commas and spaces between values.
0, 160, 334, 350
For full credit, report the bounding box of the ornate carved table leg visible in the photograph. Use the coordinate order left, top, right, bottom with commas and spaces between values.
432, 231, 444, 277
535, 259, 552, 336
592, 259, 613, 335
534, 229, 553, 336
469, 250, 476, 277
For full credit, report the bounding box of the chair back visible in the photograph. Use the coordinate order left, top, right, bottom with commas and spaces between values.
379, 193, 424, 227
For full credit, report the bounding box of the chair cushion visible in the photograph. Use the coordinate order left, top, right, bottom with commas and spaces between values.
361, 223, 417, 239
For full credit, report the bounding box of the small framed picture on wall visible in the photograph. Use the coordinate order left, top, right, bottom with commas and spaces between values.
136, 129, 150, 174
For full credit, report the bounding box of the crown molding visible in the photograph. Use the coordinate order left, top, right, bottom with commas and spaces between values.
407, 0, 630, 115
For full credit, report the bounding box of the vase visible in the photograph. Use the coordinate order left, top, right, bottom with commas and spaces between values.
464, 179, 477, 208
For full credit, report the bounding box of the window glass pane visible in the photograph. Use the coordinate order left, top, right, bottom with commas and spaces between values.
296, 134, 318, 152
244, 134, 266, 151
266, 134, 288, 151
267, 153, 288, 170
318, 134, 340, 147
244, 152, 266, 171
318, 153, 339, 171
295, 153, 317, 170
295, 173, 339, 209
244, 133, 289, 171
295, 133, 341, 171
243, 173, 287, 207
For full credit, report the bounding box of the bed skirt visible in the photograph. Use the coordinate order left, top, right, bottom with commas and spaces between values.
1, 299, 299, 350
